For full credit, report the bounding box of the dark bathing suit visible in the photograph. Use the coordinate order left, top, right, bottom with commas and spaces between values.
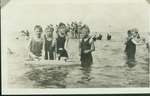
44, 35, 54, 60
125, 38, 136, 61
80, 37, 93, 67
56, 35, 68, 60
30, 38, 43, 57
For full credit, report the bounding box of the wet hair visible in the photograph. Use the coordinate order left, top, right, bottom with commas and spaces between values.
56, 22, 67, 33
80, 24, 90, 34
58, 22, 66, 28
45, 25, 54, 32
127, 30, 131, 34
34, 25, 43, 32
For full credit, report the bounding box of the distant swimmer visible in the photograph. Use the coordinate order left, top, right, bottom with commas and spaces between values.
7, 48, 13, 55
97, 33, 102, 40
107, 32, 111, 40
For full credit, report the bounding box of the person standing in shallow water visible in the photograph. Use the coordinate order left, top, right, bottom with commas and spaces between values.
54, 23, 69, 61
124, 28, 145, 62
27, 25, 44, 61
43, 25, 55, 60
124, 30, 133, 57
79, 25, 95, 67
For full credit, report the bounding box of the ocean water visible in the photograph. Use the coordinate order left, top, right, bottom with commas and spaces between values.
2, 0, 149, 89
7, 32, 149, 88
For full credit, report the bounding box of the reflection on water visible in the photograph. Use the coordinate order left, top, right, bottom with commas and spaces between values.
25, 66, 68, 88
126, 59, 137, 68
77, 66, 93, 84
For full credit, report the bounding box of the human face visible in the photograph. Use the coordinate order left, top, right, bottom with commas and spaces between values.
80, 28, 89, 38
132, 31, 137, 37
58, 28, 66, 36
34, 28, 42, 38
128, 32, 132, 37
46, 28, 53, 37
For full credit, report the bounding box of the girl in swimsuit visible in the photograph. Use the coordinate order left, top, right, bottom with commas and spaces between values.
27, 25, 44, 61
43, 25, 55, 60
79, 25, 95, 67
54, 23, 69, 61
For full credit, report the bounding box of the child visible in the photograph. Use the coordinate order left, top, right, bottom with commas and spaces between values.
79, 25, 95, 67
107, 32, 111, 40
124, 30, 133, 54
54, 23, 69, 61
125, 29, 144, 61
27, 25, 44, 61
43, 25, 55, 60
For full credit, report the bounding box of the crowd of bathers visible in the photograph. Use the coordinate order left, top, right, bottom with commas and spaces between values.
22, 21, 147, 67
27, 22, 97, 67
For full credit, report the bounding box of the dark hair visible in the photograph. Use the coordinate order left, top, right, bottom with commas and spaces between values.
45, 25, 54, 32
34, 25, 43, 32
80, 24, 90, 33
58, 22, 66, 28
127, 30, 131, 34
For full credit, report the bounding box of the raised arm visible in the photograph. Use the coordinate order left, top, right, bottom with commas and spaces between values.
131, 38, 144, 45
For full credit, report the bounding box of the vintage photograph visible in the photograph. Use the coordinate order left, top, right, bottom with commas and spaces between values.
1, 0, 150, 94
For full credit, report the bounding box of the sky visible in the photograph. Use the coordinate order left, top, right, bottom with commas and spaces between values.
1, 0, 150, 37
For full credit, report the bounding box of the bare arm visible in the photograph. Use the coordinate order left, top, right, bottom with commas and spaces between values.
90, 40, 95, 52
79, 39, 82, 56
27, 38, 32, 53
124, 37, 128, 45
65, 36, 69, 49
27, 38, 37, 58
42, 35, 46, 59
132, 38, 144, 45
83, 38, 95, 53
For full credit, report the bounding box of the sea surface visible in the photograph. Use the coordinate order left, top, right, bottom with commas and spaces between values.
7, 32, 149, 88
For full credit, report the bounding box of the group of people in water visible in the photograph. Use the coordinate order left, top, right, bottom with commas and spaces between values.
27, 21, 147, 67
19, 21, 111, 41
27, 22, 96, 67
